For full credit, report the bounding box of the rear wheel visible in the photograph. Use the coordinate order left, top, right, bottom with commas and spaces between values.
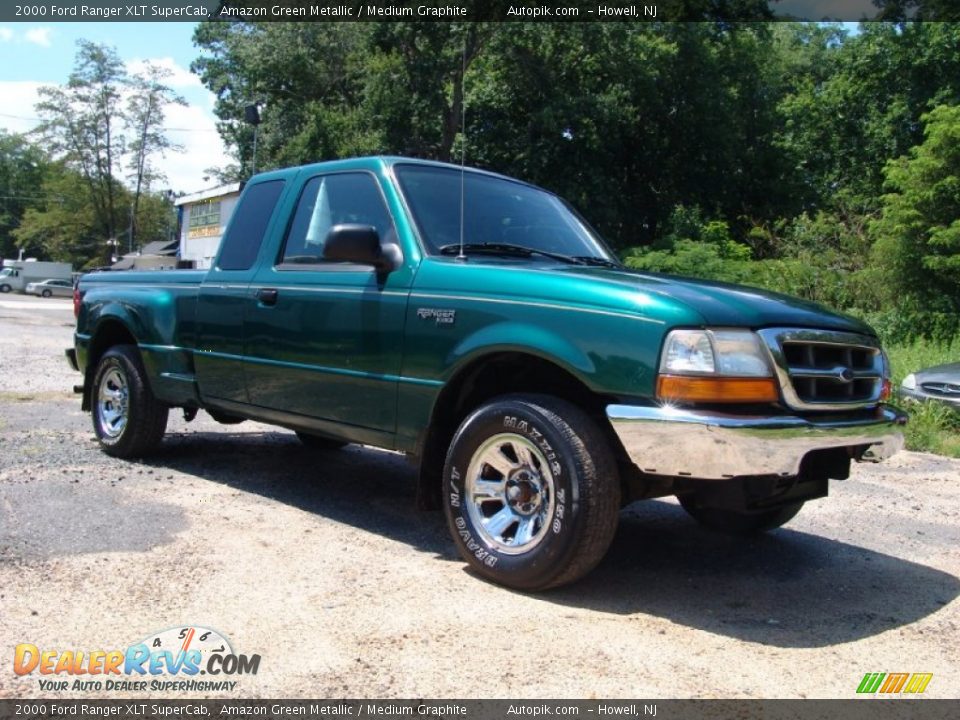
678, 495, 804, 535
92, 344, 168, 458
443, 394, 620, 591
295, 431, 348, 450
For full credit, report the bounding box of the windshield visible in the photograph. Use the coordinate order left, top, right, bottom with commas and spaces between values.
394, 164, 615, 261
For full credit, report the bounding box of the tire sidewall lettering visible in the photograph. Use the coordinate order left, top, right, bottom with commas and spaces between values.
444, 402, 582, 584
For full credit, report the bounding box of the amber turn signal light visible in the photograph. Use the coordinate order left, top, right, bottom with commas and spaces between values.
656, 375, 780, 404
880, 378, 892, 401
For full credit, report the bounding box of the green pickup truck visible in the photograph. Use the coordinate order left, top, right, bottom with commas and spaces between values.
67, 156, 906, 590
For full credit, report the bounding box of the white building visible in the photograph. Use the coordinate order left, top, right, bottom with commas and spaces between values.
174, 183, 242, 269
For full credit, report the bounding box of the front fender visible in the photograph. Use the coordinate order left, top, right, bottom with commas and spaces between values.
444, 321, 596, 382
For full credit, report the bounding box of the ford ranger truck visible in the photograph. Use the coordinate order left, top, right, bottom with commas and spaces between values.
66, 157, 906, 591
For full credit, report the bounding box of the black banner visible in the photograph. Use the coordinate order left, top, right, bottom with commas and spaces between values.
0, 700, 958, 720
1, 0, 958, 24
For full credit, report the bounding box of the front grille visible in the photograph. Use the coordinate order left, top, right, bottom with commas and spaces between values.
921, 381, 960, 397
758, 328, 885, 411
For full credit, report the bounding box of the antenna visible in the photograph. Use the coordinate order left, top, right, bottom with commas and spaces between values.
457, 40, 467, 261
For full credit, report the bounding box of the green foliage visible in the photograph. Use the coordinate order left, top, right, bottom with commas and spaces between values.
0, 131, 50, 260
35, 40, 128, 250
902, 401, 960, 458
871, 104, 960, 340
18, 40, 186, 264
126, 63, 186, 246
13, 163, 101, 267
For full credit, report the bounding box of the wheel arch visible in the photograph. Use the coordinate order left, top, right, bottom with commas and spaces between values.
415, 350, 628, 510
82, 318, 140, 411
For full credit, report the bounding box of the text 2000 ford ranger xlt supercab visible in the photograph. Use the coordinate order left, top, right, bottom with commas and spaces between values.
67, 157, 906, 590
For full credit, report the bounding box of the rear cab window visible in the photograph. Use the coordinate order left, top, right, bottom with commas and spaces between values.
216, 180, 286, 271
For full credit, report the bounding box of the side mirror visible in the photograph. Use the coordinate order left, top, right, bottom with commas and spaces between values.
322, 224, 400, 272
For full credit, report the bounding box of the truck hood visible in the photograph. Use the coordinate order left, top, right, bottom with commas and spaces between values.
557, 265, 875, 334
416, 257, 874, 336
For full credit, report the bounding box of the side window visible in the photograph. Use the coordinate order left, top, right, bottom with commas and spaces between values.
281, 173, 394, 265
217, 180, 285, 271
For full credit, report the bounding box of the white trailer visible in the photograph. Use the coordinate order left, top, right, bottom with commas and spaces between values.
0, 260, 74, 293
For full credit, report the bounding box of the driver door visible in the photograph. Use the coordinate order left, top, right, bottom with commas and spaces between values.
243, 171, 410, 439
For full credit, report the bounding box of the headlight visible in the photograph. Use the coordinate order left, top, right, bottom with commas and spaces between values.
660, 329, 771, 377
658, 329, 778, 404
902, 373, 916, 390
660, 329, 715, 373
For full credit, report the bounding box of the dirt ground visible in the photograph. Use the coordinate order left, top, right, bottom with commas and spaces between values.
1, 292, 958, 699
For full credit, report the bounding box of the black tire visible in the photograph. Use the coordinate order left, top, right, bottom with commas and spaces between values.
0, 284, 11, 293
295, 431, 348, 450
41, 289, 52, 298
91, 344, 168, 458
443, 394, 621, 591
678, 496, 804, 535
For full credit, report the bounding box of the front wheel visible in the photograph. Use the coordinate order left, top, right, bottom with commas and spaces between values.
443, 394, 621, 591
678, 496, 804, 535
41, 289, 52, 298
0, 284, 11, 293
92, 344, 168, 458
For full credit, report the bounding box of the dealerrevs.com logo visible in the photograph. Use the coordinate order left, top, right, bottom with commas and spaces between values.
857, 672, 933, 696
13, 626, 260, 692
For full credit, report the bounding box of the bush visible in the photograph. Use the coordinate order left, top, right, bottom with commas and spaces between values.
621, 239, 848, 308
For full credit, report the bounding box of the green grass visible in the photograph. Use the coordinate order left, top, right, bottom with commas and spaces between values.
885, 337, 960, 457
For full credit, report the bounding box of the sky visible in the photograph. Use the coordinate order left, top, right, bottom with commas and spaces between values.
0, 22, 230, 194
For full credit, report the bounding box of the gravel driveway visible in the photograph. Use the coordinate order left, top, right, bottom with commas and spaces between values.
1, 293, 958, 699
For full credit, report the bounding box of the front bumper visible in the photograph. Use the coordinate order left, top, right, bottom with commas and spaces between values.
606, 403, 907, 481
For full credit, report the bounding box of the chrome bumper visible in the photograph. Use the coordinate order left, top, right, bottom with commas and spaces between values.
606, 404, 907, 481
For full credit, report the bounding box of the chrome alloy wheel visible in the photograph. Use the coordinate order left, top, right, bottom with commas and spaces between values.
465, 433, 556, 555
97, 366, 129, 438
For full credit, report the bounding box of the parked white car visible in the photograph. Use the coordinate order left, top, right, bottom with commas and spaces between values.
25, 279, 73, 298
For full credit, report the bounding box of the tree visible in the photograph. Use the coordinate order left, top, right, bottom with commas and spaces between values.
0, 131, 50, 260
32, 40, 186, 264
871, 104, 960, 338
192, 22, 373, 175
775, 23, 960, 212
36, 40, 128, 257
366, 22, 498, 162
126, 63, 185, 247
13, 163, 102, 267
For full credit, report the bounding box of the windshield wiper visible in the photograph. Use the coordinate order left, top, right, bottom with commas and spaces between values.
569, 256, 623, 269
439, 243, 584, 265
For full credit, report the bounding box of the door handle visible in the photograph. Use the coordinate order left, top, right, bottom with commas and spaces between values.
256, 288, 279, 306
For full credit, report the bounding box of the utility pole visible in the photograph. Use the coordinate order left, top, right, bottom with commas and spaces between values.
128, 202, 135, 254
244, 103, 263, 176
